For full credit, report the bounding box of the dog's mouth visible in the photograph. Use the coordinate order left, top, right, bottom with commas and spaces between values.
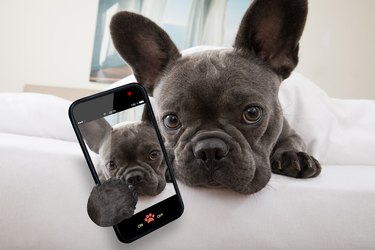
207, 178, 222, 187
196, 160, 227, 188
119, 167, 165, 196
172, 130, 266, 194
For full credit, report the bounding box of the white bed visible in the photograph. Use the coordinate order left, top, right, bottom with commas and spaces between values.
1, 54, 375, 249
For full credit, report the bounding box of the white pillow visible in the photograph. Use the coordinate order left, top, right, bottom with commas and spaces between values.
281, 72, 375, 165
109, 46, 375, 165
0, 93, 77, 142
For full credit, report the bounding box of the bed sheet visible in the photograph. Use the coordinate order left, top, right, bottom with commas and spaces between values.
1, 132, 374, 249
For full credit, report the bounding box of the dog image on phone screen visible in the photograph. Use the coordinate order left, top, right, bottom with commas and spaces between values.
79, 106, 168, 226
109, 0, 321, 195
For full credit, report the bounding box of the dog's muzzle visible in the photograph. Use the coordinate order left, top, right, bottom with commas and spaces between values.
125, 170, 144, 185
122, 167, 146, 185
193, 138, 229, 171
121, 165, 163, 196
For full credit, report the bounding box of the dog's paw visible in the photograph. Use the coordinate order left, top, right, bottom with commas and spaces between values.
87, 178, 138, 227
271, 151, 321, 178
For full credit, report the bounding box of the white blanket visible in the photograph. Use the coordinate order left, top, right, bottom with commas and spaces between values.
281, 73, 375, 165
0, 132, 374, 249
1, 48, 375, 248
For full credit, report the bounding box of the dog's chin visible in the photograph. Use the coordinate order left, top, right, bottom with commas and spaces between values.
136, 178, 166, 196
174, 159, 271, 195
198, 180, 225, 190
182, 174, 270, 194
216, 171, 271, 195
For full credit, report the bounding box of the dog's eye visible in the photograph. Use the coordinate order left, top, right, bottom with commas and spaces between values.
106, 160, 117, 170
163, 114, 181, 129
243, 106, 263, 124
149, 150, 160, 161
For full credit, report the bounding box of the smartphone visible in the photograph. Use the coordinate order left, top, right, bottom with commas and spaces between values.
69, 83, 183, 243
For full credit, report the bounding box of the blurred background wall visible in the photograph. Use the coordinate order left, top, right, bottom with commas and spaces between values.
0, 0, 374, 99
297, 0, 375, 99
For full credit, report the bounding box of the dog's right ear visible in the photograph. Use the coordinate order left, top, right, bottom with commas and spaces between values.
110, 12, 181, 96
234, 0, 308, 79
79, 118, 112, 154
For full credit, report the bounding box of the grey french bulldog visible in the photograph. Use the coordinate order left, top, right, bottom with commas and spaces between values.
79, 106, 168, 226
110, 0, 321, 195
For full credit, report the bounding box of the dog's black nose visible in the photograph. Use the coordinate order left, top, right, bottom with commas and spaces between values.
125, 171, 144, 185
193, 138, 229, 162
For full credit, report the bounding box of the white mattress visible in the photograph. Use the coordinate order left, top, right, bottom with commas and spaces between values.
1, 51, 374, 248
1, 132, 375, 249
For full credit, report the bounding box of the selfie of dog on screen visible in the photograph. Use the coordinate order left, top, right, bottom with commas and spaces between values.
79, 105, 169, 227
110, 0, 321, 194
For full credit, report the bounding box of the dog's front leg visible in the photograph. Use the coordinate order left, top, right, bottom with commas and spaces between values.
164, 146, 175, 183
271, 118, 321, 178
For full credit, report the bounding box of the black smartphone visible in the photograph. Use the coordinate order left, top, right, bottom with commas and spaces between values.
69, 83, 183, 243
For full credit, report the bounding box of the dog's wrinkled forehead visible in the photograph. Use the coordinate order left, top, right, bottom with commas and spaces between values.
154, 49, 281, 112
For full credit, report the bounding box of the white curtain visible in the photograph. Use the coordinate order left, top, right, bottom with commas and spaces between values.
141, 0, 167, 23
99, 0, 167, 70
100, 3, 120, 67
202, 0, 227, 46
185, 0, 227, 48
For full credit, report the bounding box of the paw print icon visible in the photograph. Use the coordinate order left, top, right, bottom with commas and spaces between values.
144, 213, 155, 224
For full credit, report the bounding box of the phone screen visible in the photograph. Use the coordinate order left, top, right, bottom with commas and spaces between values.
69, 84, 183, 242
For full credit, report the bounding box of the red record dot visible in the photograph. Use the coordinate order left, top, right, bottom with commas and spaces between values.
127, 91, 133, 97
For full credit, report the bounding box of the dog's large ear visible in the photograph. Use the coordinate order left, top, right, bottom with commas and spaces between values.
140, 105, 152, 124
110, 12, 181, 96
234, 0, 307, 79
79, 118, 112, 154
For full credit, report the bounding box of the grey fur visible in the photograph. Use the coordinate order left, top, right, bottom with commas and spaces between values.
79, 107, 167, 226
87, 179, 137, 227
110, 0, 321, 195
95, 121, 167, 195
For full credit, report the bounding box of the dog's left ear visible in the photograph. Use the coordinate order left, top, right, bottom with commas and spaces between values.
79, 118, 112, 154
140, 105, 152, 124
110, 11, 181, 96
234, 0, 307, 79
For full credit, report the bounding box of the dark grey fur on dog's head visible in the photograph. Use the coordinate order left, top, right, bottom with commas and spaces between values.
110, 0, 308, 194
80, 107, 167, 196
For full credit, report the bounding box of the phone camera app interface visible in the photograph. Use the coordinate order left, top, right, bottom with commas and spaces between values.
78, 98, 176, 219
